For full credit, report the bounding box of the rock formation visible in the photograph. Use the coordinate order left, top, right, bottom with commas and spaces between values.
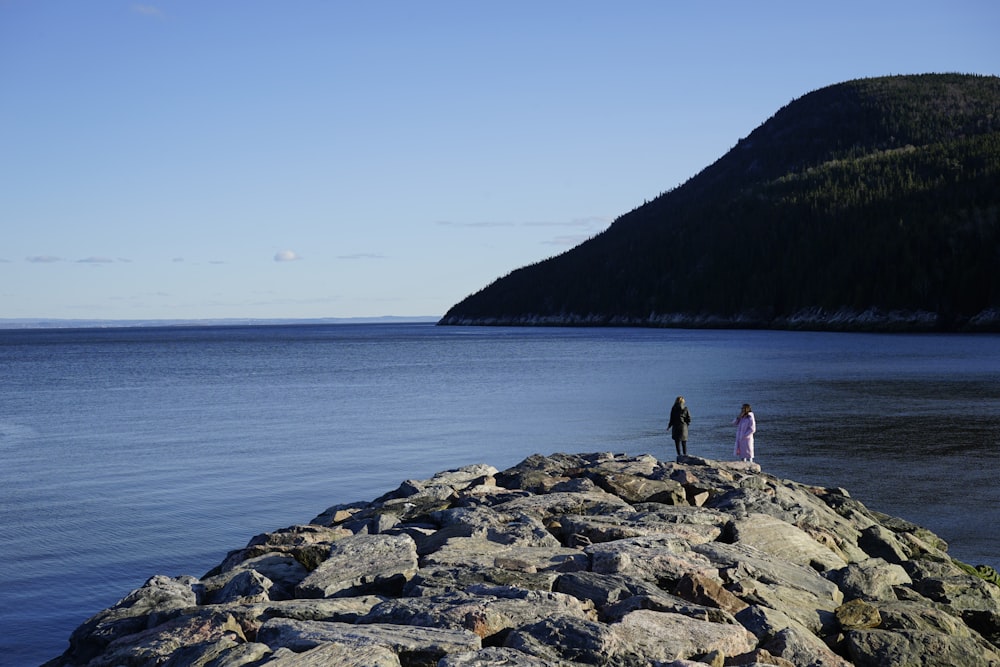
45, 452, 1000, 666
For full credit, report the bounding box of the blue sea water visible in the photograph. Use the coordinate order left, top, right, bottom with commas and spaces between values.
1, 323, 999, 666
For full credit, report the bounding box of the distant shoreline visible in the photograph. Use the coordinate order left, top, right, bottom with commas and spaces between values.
0, 316, 441, 331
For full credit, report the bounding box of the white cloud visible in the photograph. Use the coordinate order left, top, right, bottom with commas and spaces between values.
436, 220, 516, 228
77, 256, 116, 264
26, 256, 63, 263
131, 4, 164, 18
274, 250, 302, 262
525, 216, 613, 229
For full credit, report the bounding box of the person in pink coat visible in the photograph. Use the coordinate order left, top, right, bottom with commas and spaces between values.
733, 403, 756, 462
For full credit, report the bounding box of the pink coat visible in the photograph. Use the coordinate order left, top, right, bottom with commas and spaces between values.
733, 412, 756, 459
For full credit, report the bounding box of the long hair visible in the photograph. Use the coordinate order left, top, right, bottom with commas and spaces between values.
739, 403, 752, 419
674, 396, 685, 407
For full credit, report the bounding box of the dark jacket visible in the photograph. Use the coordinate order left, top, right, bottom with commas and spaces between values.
668, 402, 691, 441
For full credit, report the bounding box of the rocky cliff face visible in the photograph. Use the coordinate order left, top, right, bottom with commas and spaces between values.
45, 452, 1000, 666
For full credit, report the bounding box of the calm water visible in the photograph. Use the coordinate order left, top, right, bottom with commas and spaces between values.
1, 323, 998, 666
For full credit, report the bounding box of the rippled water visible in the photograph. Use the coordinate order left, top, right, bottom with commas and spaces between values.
1, 323, 998, 665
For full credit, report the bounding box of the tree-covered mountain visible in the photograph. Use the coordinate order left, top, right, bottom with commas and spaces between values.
440, 73, 1000, 331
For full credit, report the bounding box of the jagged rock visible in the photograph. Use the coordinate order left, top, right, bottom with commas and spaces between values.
65, 575, 200, 663
735, 603, 805, 640
260, 641, 401, 666
557, 507, 724, 545
375, 464, 499, 502
358, 585, 595, 641
47, 452, 1000, 667
210, 596, 386, 635
673, 571, 749, 615
437, 646, 561, 666
763, 624, 854, 667
493, 490, 632, 520
85, 610, 245, 667
256, 618, 481, 663
588, 470, 687, 505
192, 641, 273, 666
610, 609, 757, 664
403, 565, 560, 596
599, 591, 737, 625
845, 628, 1000, 667
495, 453, 594, 493
827, 558, 912, 601
208, 524, 353, 576
694, 541, 844, 603
503, 615, 623, 665
858, 524, 911, 563
310, 500, 370, 526
730, 512, 847, 573
421, 535, 589, 573
209, 569, 274, 605
587, 534, 716, 583
835, 599, 882, 630
712, 484, 868, 564
205, 553, 309, 601
296, 533, 418, 598
554, 571, 665, 609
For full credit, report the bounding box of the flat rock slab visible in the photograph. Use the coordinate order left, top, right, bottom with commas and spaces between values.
493, 490, 631, 519
296, 534, 418, 598
257, 618, 481, 658
421, 536, 589, 573
612, 609, 758, 663
438, 646, 562, 666
263, 641, 402, 667
731, 512, 847, 572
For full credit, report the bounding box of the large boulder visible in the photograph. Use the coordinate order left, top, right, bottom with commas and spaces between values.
47, 452, 1000, 667
296, 533, 418, 598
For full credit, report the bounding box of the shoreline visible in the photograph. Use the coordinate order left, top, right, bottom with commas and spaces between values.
438, 307, 1000, 333
45, 452, 1000, 666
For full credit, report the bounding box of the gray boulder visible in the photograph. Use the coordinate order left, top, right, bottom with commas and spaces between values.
296, 533, 418, 598
256, 618, 481, 663
827, 557, 912, 601
46, 452, 1000, 667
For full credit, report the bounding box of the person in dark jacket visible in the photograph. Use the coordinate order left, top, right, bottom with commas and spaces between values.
668, 396, 692, 457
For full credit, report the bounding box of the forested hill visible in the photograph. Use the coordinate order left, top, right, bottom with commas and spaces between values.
439, 73, 1000, 332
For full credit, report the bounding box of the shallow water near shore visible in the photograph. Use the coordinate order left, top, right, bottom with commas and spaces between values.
1, 323, 998, 665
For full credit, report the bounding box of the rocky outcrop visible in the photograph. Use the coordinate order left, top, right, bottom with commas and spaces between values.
45, 452, 1000, 666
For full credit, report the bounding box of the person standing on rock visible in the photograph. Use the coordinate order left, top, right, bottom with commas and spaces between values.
733, 403, 756, 462
668, 396, 692, 457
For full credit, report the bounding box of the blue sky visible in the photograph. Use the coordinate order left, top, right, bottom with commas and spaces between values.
2, 1, 998, 321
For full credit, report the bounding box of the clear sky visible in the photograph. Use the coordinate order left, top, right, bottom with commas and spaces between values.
2, 1, 998, 321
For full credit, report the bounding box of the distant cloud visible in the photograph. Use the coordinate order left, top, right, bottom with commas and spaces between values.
337, 253, 386, 260
131, 4, 164, 18
274, 250, 302, 262
77, 256, 116, 264
525, 216, 612, 230
26, 256, 63, 263
436, 220, 516, 228
172, 257, 185, 263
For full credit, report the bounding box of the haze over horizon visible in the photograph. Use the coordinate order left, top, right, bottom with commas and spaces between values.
3, 1, 998, 321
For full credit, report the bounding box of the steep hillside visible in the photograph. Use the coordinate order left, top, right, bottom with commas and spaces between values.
440, 74, 1000, 331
